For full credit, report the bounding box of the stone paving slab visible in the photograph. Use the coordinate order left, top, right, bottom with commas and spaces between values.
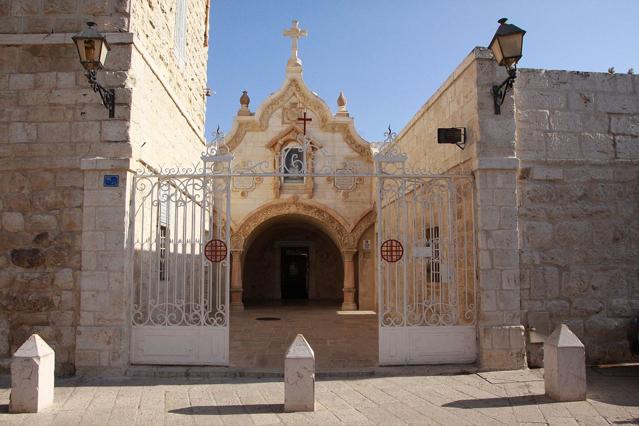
0, 367, 638, 425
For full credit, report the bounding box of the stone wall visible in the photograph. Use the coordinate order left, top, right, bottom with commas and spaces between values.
515, 69, 639, 365
393, 48, 527, 370
0, 0, 130, 34
130, 0, 209, 137
74, 0, 210, 372
1, 0, 209, 373
0, 39, 133, 375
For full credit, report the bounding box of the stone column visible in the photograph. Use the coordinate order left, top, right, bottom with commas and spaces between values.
341, 249, 357, 311
474, 159, 526, 371
230, 249, 244, 311
76, 158, 134, 373
471, 58, 527, 371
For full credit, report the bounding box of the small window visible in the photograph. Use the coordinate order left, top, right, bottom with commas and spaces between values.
158, 185, 169, 281
426, 226, 440, 283
281, 145, 304, 183
159, 225, 168, 281
174, 0, 188, 64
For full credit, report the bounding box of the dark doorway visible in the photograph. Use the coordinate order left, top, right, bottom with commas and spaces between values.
281, 248, 309, 299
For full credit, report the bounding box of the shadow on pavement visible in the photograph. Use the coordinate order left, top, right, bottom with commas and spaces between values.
443, 394, 552, 408
170, 403, 284, 415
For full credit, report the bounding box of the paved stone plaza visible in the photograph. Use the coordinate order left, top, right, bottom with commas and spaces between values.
1, 367, 638, 425
230, 303, 378, 370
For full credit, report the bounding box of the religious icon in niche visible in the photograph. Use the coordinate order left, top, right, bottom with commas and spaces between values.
282, 145, 304, 183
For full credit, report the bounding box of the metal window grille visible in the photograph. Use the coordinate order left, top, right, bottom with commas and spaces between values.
174, 0, 188, 64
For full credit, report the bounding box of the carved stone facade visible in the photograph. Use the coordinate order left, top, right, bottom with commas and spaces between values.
224, 53, 375, 310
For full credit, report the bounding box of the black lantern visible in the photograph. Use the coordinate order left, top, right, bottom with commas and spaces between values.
489, 18, 526, 114
73, 22, 115, 118
489, 18, 525, 69
72, 21, 110, 71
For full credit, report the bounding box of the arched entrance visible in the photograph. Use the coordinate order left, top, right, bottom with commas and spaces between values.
242, 216, 344, 304
229, 199, 362, 311
228, 203, 378, 370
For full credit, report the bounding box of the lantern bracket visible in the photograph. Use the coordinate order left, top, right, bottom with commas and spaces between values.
85, 70, 115, 118
492, 66, 517, 115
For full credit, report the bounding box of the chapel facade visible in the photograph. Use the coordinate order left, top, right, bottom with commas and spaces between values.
1, 8, 638, 375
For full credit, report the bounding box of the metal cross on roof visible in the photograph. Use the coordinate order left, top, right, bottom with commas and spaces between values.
297, 110, 312, 135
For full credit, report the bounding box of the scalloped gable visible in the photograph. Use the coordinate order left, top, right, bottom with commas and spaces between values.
222, 75, 373, 162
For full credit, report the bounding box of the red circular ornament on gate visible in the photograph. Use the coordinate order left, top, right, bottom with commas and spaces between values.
205, 239, 227, 263
381, 239, 404, 263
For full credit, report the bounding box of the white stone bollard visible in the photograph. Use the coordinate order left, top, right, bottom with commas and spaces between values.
284, 334, 315, 412
544, 324, 586, 401
10, 334, 55, 413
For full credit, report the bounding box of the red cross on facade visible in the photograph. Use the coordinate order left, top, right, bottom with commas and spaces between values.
297, 110, 312, 134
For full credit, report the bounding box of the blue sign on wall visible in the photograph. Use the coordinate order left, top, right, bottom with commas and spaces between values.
103, 175, 120, 188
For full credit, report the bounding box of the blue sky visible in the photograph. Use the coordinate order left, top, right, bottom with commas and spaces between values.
205, 0, 638, 142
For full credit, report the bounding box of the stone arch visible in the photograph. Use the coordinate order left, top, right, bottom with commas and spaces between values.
349, 208, 376, 245
231, 198, 354, 252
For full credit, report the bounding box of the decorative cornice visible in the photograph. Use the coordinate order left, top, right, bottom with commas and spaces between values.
222, 76, 373, 161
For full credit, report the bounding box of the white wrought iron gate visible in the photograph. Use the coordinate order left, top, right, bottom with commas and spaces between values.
375, 150, 477, 365
127, 128, 476, 367
129, 156, 231, 365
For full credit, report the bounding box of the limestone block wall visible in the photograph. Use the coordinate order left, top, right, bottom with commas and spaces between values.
127, 47, 204, 168
130, 0, 209, 136
394, 49, 479, 174
0, 0, 130, 34
1, 0, 209, 374
0, 38, 133, 375
393, 48, 526, 370
515, 70, 639, 365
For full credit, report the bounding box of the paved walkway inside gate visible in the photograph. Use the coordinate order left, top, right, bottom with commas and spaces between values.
1, 367, 638, 425
230, 301, 378, 370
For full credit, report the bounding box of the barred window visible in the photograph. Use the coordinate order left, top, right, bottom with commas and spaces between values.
426, 226, 440, 283
159, 225, 167, 281
159, 186, 169, 281
174, 0, 188, 64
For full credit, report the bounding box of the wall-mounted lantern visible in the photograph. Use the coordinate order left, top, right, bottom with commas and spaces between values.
488, 18, 526, 114
72, 22, 115, 118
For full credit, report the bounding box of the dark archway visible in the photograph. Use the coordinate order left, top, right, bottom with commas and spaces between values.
242, 216, 344, 305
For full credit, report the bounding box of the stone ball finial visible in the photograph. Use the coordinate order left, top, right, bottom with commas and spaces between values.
238, 90, 251, 116
336, 90, 348, 116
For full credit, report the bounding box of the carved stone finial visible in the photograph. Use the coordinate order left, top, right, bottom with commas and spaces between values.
336, 90, 348, 116
238, 90, 251, 116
